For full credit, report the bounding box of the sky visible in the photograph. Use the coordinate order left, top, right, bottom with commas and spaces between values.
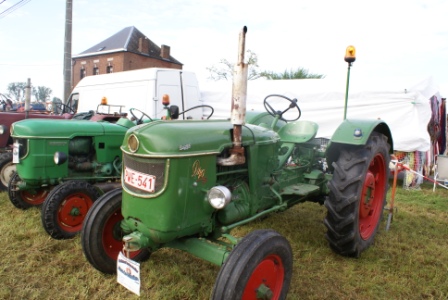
1, 0, 448, 100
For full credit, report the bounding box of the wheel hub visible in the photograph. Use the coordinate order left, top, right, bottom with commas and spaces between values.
70, 207, 81, 216
59, 195, 91, 227
256, 283, 274, 299
244, 254, 284, 299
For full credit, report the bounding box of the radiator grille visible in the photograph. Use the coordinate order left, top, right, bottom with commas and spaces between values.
123, 154, 166, 194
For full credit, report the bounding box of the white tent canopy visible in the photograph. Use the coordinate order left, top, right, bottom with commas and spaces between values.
200, 77, 441, 152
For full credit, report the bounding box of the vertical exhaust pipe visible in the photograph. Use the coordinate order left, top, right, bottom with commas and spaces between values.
25, 78, 31, 118
218, 26, 248, 166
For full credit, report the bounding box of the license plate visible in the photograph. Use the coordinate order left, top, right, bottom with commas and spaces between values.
124, 167, 156, 192
12, 142, 20, 163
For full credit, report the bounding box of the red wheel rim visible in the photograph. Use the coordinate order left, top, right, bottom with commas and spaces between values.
102, 207, 143, 260
359, 153, 386, 240
242, 254, 285, 300
20, 189, 49, 206
57, 192, 94, 233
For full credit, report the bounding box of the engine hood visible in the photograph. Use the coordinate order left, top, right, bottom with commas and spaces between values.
11, 118, 129, 139
122, 119, 280, 157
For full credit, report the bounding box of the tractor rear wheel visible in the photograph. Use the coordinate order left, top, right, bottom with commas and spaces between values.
324, 132, 390, 257
211, 229, 293, 300
41, 181, 101, 239
81, 188, 150, 274
0, 152, 14, 191
8, 172, 49, 209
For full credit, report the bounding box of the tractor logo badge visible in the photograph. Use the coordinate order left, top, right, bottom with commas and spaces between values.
192, 160, 207, 183
179, 144, 191, 150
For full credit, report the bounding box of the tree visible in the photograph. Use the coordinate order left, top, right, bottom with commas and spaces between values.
207, 50, 263, 81
207, 51, 325, 81
261, 68, 325, 80
7, 82, 26, 101
34, 86, 53, 102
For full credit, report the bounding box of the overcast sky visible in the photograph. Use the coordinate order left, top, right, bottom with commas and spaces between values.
1, 0, 447, 99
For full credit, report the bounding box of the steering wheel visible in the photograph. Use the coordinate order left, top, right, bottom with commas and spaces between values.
130, 108, 153, 125
263, 94, 301, 122
55, 103, 76, 115
179, 105, 214, 120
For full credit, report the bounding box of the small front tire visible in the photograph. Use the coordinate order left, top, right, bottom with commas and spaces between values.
41, 180, 101, 239
8, 172, 49, 209
0, 152, 14, 191
81, 188, 150, 274
211, 229, 293, 300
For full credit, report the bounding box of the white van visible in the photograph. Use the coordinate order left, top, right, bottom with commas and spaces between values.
66, 68, 204, 120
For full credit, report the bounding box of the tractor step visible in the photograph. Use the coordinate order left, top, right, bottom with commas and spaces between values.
281, 183, 320, 196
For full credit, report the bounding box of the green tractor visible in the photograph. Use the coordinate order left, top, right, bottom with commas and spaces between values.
9, 101, 213, 240
81, 27, 393, 299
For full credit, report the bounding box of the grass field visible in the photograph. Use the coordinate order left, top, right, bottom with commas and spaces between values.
0, 180, 447, 299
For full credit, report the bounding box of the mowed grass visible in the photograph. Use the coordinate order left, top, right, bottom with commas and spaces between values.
0, 180, 447, 300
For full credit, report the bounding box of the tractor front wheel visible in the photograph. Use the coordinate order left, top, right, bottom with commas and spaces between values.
324, 132, 390, 257
211, 229, 293, 300
0, 152, 14, 191
81, 188, 150, 274
8, 172, 49, 209
41, 181, 101, 239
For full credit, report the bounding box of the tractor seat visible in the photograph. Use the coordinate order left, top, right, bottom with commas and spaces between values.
277, 120, 318, 143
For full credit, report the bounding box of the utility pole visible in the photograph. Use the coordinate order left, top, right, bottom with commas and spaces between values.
63, 0, 72, 102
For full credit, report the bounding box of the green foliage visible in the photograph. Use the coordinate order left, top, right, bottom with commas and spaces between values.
34, 86, 53, 102
207, 49, 262, 81
7, 82, 26, 101
207, 51, 325, 81
0, 181, 446, 299
261, 68, 325, 80
6, 82, 53, 102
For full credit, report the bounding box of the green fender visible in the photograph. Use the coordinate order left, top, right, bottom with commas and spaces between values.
325, 118, 393, 171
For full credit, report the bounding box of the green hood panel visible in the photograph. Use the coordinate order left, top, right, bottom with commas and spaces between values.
122, 120, 280, 157
11, 119, 128, 138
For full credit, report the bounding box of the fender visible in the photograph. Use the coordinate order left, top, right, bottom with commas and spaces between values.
326, 118, 394, 170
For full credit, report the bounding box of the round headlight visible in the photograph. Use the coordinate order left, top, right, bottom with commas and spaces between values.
207, 186, 232, 209
54, 152, 68, 165
128, 134, 139, 152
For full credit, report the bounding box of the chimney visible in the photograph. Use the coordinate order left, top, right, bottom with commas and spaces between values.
138, 37, 150, 54
161, 45, 170, 59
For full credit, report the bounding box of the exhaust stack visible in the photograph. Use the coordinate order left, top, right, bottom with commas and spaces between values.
218, 26, 248, 166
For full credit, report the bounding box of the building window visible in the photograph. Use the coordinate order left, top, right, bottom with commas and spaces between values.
80, 68, 86, 79
93, 66, 99, 75
107, 65, 114, 73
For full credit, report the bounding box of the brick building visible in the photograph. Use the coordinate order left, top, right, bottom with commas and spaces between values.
71, 26, 182, 88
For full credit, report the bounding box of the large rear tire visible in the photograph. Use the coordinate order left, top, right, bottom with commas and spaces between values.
211, 229, 293, 300
41, 181, 101, 239
324, 132, 390, 257
81, 188, 150, 274
0, 152, 14, 191
8, 172, 49, 209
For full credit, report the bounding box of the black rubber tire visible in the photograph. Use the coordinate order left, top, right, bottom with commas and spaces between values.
324, 132, 390, 257
211, 229, 293, 300
81, 188, 150, 274
0, 152, 14, 191
41, 181, 102, 240
8, 172, 49, 210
